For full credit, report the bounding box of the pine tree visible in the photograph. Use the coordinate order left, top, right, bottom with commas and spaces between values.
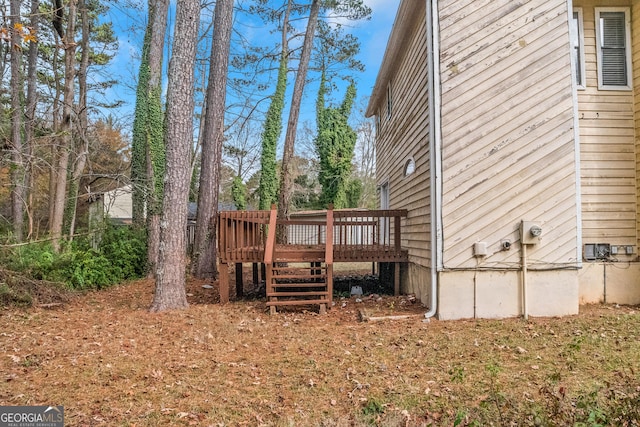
151, 0, 200, 312
131, 0, 169, 275
191, 0, 235, 279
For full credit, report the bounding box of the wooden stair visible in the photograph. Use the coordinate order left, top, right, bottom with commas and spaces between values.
264, 207, 334, 314
266, 263, 332, 314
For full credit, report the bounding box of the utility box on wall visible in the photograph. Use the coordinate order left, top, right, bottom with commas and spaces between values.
584, 243, 610, 261
521, 221, 542, 245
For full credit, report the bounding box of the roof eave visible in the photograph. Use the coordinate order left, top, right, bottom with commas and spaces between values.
365, 0, 423, 117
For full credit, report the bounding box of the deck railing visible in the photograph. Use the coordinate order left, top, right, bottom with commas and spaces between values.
217, 206, 408, 302
218, 206, 408, 264
217, 210, 270, 264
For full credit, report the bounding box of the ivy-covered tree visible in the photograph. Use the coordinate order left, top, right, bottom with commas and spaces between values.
131, 0, 169, 275
315, 72, 357, 209
257, 0, 291, 211
231, 176, 247, 210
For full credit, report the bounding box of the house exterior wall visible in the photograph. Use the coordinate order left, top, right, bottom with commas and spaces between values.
434, 0, 581, 319
634, 0, 640, 252
572, 0, 640, 305
374, 0, 432, 295
438, 270, 579, 320
369, 0, 640, 319
574, 0, 637, 257
438, 0, 580, 269
579, 262, 640, 305
103, 185, 133, 223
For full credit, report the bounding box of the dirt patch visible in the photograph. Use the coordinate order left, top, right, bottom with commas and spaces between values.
1, 278, 639, 426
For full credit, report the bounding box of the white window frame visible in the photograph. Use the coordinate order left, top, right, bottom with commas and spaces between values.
571, 8, 586, 90
595, 7, 632, 91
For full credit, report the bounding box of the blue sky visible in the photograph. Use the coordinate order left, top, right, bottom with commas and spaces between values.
102, 0, 401, 137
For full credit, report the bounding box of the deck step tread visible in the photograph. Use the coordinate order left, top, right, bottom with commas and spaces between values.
272, 274, 327, 280
266, 299, 329, 307
267, 291, 329, 297
269, 283, 328, 288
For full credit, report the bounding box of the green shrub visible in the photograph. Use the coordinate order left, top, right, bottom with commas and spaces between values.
0, 224, 147, 290
4, 242, 56, 279
99, 224, 147, 279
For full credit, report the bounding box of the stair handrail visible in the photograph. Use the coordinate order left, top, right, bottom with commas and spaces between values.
263, 204, 278, 265
325, 205, 334, 264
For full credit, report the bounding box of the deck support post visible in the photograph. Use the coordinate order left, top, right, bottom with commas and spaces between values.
219, 263, 230, 303
235, 263, 244, 298
325, 206, 334, 311
394, 262, 400, 296
252, 263, 259, 286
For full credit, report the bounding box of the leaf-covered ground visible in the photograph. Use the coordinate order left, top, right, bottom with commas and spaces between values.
1, 276, 639, 426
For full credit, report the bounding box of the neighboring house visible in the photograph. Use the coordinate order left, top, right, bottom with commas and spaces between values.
89, 186, 233, 252
88, 184, 135, 225
366, 0, 640, 319
103, 184, 135, 224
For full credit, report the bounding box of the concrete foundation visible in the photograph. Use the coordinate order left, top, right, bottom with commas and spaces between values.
579, 262, 640, 305
436, 269, 579, 320
400, 261, 640, 320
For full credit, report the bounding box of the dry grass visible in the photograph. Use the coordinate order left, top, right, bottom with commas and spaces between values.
1, 277, 639, 426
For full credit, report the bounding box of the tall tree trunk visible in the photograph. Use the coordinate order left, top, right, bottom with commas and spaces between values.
150, 0, 200, 312
48, 59, 59, 230
9, 0, 25, 242
277, 0, 320, 219
131, 0, 169, 276
50, 0, 77, 252
48, 0, 64, 233
144, 0, 169, 277
191, 0, 235, 279
258, 0, 292, 211
65, 0, 90, 238
24, 0, 40, 239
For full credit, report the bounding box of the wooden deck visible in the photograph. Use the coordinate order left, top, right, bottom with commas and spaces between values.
217, 205, 408, 312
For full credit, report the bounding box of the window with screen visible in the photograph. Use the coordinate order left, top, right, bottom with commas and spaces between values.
596, 8, 631, 90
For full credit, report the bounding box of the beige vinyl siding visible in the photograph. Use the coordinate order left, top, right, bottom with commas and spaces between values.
438, 0, 579, 268
575, 0, 637, 248
634, 1, 640, 250
375, 2, 431, 268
